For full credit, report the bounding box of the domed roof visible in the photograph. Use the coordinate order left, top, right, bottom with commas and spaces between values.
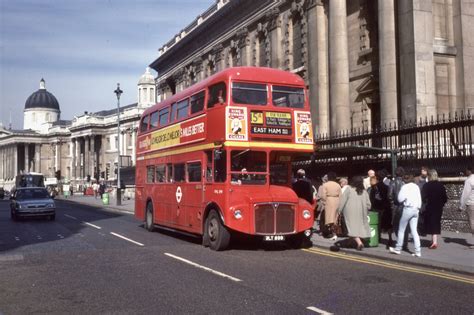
138, 67, 155, 85
25, 79, 60, 111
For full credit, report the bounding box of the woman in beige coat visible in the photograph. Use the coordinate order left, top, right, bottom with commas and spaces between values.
337, 176, 371, 250
320, 172, 342, 239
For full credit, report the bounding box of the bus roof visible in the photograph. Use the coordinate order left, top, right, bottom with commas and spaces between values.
143, 67, 306, 116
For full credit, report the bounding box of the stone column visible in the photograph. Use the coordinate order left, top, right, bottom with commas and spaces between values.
307, 0, 329, 135
13, 144, 18, 176
76, 138, 81, 179
55, 142, 60, 172
85, 136, 90, 177
398, 0, 436, 121
378, 0, 398, 126
35, 144, 41, 173
268, 8, 283, 69
24, 143, 29, 172
131, 128, 136, 165
101, 135, 106, 177
90, 136, 95, 178
71, 139, 76, 179
329, 0, 351, 133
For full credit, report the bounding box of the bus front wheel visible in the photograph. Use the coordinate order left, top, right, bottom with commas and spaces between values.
205, 210, 230, 251
145, 202, 155, 232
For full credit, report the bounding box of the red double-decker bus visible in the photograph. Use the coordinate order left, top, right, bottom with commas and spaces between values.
135, 67, 314, 250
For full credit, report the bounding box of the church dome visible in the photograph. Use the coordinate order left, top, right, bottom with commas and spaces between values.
25, 79, 60, 111
138, 67, 155, 85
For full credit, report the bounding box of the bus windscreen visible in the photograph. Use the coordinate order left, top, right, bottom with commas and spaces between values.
272, 86, 305, 108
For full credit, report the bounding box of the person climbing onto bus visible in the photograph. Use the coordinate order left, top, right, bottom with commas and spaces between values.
292, 169, 313, 204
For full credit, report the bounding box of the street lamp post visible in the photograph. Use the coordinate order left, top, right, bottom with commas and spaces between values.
114, 83, 123, 206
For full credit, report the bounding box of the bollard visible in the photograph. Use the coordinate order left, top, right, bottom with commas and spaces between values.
102, 192, 109, 205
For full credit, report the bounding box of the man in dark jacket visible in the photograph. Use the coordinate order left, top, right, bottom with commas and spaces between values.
292, 169, 313, 204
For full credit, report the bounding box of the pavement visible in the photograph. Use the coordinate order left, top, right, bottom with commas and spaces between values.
57, 194, 474, 276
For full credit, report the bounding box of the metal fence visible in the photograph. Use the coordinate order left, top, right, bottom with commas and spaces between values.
306, 110, 473, 177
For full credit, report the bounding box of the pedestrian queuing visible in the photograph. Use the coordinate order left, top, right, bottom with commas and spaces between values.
337, 176, 371, 250
369, 174, 393, 248
416, 166, 429, 190
389, 174, 422, 257
363, 169, 376, 190
388, 166, 409, 250
460, 166, 474, 248
339, 177, 349, 195
99, 182, 106, 199
319, 172, 341, 240
421, 169, 448, 249
291, 169, 314, 204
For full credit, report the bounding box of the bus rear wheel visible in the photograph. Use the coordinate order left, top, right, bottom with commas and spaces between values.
145, 202, 155, 232
205, 209, 230, 251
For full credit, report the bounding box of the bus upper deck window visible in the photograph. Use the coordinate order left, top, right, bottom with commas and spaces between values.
232, 82, 267, 105
271, 85, 305, 108
207, 82, 226, 108
149, 111, 159, 129
190, 91, 205, 114
140, 115, 150, 132
177, 99, 189, 120
159, 108, 169, 126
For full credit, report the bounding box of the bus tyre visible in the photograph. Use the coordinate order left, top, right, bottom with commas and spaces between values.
205, 210, 230, 251
145, 202, 155, 232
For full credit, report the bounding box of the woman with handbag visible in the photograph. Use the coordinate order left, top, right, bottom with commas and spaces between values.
337, 176, 371, 250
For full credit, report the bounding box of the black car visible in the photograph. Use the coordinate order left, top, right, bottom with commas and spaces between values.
10, 187, 56, 221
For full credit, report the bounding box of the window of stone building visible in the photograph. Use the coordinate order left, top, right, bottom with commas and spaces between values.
292, 17, 303, 69
433, 0, 448, 40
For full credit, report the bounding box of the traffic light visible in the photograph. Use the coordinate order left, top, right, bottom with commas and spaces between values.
55, 170, 61, 180
105, 167, 109, 180
86, 175, 91, 182
101, 171, 105, 179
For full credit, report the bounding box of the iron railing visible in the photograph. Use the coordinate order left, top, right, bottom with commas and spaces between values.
307, 110, 473, 177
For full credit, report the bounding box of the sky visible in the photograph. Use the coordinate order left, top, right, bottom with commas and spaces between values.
0, 0, 213, 129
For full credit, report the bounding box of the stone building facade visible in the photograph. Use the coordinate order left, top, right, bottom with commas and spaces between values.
150, 0, 474, 136
0, 68, 156, 190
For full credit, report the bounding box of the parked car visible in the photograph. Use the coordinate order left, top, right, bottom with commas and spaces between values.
0, 187, 4, 200
10, 187, 56, 221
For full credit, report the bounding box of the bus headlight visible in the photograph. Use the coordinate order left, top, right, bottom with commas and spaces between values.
302, 209, 311, 220
233, 209, 243, 220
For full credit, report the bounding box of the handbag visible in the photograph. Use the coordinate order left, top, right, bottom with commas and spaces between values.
334, 214, 347, 237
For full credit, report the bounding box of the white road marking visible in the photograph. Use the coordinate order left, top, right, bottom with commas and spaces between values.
164, 253, 242, 282
57, 234, 64, 239
37, 236, 42, 240
110, 232, 144, 246
306, 306, 333, 314
83, 222, 102, 230
14, 237, 20, 241
64, 214, 77, 220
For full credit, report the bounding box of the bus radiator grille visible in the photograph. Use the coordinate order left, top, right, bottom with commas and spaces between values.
255, 203, 294, 234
